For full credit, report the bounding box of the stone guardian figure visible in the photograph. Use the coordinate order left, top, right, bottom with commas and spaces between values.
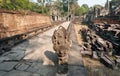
52, 26, 71, 64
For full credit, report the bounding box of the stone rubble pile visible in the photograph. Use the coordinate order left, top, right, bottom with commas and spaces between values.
80, 23, 120, 69
94, 23, 120, 52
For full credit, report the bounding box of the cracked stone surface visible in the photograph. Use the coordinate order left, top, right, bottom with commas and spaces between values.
15, 62, 30, 71
3, 70, 32, 76
0, 71, 7, 76
0, 22, 87, 76
0, 62, 18, 71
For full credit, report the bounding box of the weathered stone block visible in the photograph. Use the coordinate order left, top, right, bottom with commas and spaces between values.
0, 71, 7, 76
0, 62, 18, 71
4, 70, 31, 76
15, 63, 30, 71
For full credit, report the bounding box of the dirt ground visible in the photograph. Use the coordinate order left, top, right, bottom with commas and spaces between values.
74, 24, 87, 45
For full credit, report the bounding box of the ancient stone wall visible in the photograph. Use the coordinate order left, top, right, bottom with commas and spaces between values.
0, 13, 51, 38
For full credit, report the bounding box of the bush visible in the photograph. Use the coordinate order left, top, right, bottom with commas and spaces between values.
0, 0, 49, 14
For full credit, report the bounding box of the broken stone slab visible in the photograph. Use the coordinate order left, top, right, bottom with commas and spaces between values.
110, 24, 120, 29
115, 55, 120, 59
81, 51, 92, 56
11, 47, 26, 52
1, 52, 11, 56
0, 57, 11, 63
100, 55, 115, 69
23, 60, 34, 66
1, 51, 25, 61
96, 37, 106, 46
26, 62, 42, 73
2, 45, 11, 52
3, 70, 32, 76
15, 63, 30, 71
56, 73, 67, 76
0, 62, 18, 71
15, 54, 24, 60
0, 49, 5, 55
107, 51, 113, 56
115, 59, 120, 67
116, 59, 120, 63
92, 51, 99, 60
31, 73, 41, 76
26, 66, 39, 73
0, 71, 7, 76
10, 50, 25, 55
0, 53, 24, 62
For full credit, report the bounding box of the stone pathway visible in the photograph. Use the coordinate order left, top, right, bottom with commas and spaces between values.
0, 22, 87, 76
67, 23, 87, 76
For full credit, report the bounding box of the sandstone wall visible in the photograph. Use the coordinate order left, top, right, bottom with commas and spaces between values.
0, 13, 51, 38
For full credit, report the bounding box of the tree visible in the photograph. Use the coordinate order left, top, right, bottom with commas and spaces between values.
74, 4, 89, 16
60, 0, 79, 16
0, 0, 84, 16
82, 4, 89, 9
93, 4, 103, 9
37, 0, 45, 13
111, 0, 120, 2
110, 0, 120, 7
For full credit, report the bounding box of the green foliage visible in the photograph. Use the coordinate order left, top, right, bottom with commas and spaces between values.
55, 0, 81, 16
0, 0, 89, 16
74, 7, 81, 16
0, 0, 29, 10
29, 3, 42, 13
0, 0, 50, 14
81, 4, 89, 14
110, 0, 120, 6
74, 4, 89, 16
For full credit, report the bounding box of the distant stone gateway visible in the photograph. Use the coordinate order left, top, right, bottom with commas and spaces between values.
52, 26, 71, 64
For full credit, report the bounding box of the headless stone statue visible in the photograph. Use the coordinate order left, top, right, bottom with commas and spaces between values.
52, 26, 71, 64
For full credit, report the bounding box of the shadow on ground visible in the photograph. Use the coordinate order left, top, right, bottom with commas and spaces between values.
44, 50, 58, 65
44, 50, 69, 74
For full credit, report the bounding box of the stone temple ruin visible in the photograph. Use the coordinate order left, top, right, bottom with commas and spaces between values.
52, 26, 71, 65
79, 27, 116, 68
80, 0, 120, 69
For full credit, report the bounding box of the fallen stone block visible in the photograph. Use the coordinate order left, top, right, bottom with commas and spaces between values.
115, 59, 120, 68
81, 51, 92, 56
92, 51, 99, 60
100, 55, 115, 69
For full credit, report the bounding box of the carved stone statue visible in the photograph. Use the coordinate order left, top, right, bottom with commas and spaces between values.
52, 26, 71, 64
